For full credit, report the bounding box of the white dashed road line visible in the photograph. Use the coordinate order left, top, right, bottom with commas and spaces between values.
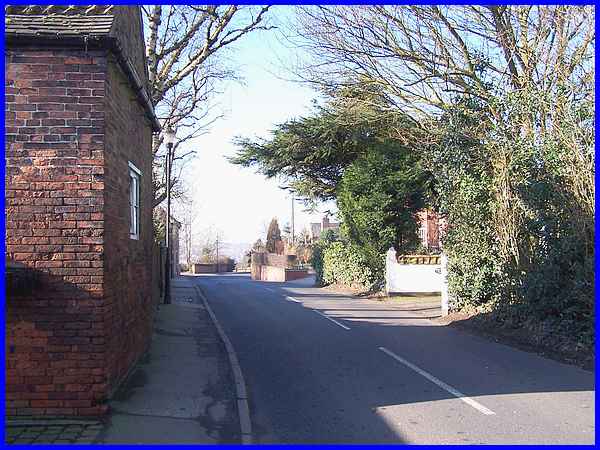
314, 310, 351, 330
378, 347, 496, 416
265, 285, 494, 416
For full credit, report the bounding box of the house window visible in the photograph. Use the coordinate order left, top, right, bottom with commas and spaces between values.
129, 162, 141, 240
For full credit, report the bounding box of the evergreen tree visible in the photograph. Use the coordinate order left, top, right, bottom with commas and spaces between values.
266, 218, 282, 253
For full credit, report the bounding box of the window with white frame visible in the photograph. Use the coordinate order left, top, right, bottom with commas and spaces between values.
129, 162, 141, 239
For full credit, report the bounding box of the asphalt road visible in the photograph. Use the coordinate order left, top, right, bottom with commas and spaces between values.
192, 273, 595, 444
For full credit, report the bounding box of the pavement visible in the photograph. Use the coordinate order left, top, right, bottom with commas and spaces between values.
196, 272, 595, 444
96, 275, 240, 444
5, 420, 103, 444
6, 275, 240, 445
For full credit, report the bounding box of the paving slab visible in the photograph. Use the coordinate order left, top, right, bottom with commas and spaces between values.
97, 275, 240, 444
5, 420, 103, 445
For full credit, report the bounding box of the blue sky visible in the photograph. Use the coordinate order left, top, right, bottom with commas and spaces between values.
176, 7, 336, 247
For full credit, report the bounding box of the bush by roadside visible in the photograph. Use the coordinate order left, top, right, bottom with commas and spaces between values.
312, 231, 383, 291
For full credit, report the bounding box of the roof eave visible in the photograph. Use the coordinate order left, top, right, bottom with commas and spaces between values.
6, 32, 161, 133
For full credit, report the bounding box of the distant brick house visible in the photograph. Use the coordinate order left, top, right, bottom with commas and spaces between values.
5, 5, 160, 417
416, 209, 443, 250
416, 209, 449, 251
307, 212, 445, 250
309, 215, 340, 242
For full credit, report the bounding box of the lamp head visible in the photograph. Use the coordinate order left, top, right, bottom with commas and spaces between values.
164, 126, 176, 147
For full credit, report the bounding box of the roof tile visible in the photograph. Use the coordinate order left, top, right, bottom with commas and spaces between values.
5, 5, 116, 37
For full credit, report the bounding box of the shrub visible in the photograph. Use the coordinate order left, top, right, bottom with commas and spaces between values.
311, 229, 337, 285
322, 241, 381, 289
432, 89, 594, 351
312, 232, 383, 291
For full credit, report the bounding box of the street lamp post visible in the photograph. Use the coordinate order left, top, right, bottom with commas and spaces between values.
163, 126, 176, 304
291, 196, 295, 246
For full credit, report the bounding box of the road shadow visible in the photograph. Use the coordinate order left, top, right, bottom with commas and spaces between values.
443, 310, 595, 371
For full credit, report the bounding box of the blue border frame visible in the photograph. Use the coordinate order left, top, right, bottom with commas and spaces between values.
1, 2, 597, 448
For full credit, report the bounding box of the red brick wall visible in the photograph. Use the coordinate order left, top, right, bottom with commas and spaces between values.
111, 6, 150, 94
416, 209, 441, 249
265, 253, 297, 268
284, 269, 310, 281
102, 57, 154, 393
5, 48, 109, 416
5, 46, 155, 417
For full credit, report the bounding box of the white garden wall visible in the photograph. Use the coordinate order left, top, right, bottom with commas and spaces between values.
385, 248, 442, 294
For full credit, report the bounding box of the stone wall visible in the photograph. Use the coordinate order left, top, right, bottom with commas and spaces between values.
253, 266, 310, 282
261, 265, 286, 282
264, 253, 297, 269
284, 269, 311, 282
191, 263, 234, 274
250, 252, 265, 280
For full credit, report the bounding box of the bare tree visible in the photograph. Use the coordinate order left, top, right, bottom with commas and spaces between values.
174, 196, 199, 269
195, 225, 225, 263
288, 6, 594, 131
144, 5, 274, 207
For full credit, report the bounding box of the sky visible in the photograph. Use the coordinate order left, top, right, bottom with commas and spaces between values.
173, 7, 336, 249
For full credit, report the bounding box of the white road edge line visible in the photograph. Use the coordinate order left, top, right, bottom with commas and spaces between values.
285, 296, 301, 303
265, 288, 275, 293
378, 347, 495, 416
315, 310, 351, 330
194, 285, 254, 443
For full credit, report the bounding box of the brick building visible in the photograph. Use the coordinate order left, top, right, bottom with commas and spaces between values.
5, 5, 160, 417
416, 209, 447, 251
309, 215, 340, 242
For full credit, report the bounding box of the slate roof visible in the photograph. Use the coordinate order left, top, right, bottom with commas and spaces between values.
5, 5, 116, 38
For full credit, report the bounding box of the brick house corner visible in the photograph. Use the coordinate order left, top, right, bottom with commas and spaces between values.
5, 5, 161, 417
